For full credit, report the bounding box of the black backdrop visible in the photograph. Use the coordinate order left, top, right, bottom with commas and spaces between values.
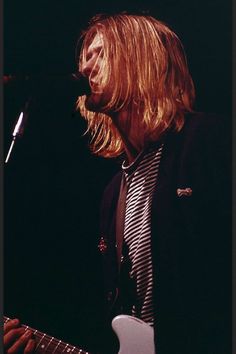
4, 0, 232, 352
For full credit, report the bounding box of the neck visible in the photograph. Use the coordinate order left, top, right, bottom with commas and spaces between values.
111, 110, 142, 163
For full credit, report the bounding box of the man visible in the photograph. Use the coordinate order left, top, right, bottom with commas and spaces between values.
4, 13, 231, 354
76, 13, 231, 354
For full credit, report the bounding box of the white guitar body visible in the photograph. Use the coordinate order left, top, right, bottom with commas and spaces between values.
112, 315, 155, 354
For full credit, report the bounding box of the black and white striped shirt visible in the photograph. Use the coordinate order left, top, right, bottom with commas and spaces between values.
121, 144, 163, 326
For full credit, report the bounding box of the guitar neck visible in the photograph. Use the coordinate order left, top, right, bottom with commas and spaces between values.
4, 316, 90, 354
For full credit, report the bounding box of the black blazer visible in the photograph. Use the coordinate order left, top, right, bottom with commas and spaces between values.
99, 113, 231, 354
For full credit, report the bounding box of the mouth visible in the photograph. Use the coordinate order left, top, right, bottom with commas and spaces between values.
89, 80, 102, 93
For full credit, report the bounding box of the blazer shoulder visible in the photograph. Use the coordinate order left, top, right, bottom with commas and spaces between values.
182, 112, 230, 149
184, 111, 225, 131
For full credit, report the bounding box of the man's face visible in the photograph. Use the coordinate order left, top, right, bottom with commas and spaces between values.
81, 33, 108, 112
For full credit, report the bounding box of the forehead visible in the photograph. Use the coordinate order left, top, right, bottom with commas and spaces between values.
87, 32, 104, 52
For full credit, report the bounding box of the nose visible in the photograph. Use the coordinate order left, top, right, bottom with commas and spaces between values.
81, 61, 93, 78
81, 55, 100, 79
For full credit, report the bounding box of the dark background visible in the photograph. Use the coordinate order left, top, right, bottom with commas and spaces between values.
4, 0, 232, 352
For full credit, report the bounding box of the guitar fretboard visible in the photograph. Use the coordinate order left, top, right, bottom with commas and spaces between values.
4, 316, 90, 354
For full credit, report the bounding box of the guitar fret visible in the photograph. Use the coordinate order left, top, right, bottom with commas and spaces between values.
36, 333, 46, 350
68, 345, 75, 353
45, 336, 54, 352
56, 342, 75, 354
54, 342, 64, 352
52, 339, 61, 354
61, 343, 68, 353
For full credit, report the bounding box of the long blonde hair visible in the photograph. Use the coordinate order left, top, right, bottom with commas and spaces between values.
76, 13, 195, 157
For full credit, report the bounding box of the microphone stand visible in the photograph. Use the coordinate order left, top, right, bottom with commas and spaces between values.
5, 98, 31, 163
4, 71, 90, 163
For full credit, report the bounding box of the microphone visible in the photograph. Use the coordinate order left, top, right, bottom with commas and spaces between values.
3, 72, 91, 96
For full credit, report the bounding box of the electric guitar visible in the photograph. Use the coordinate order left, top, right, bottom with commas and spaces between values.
4, 315, 155, 354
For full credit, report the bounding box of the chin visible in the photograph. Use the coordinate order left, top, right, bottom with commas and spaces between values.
85, 93, 107, 113
85, 96, 100, 112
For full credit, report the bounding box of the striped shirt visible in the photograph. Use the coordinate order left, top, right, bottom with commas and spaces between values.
121, 144, 163, 326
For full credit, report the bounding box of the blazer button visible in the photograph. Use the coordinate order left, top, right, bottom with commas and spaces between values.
98, 237, 108, 254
